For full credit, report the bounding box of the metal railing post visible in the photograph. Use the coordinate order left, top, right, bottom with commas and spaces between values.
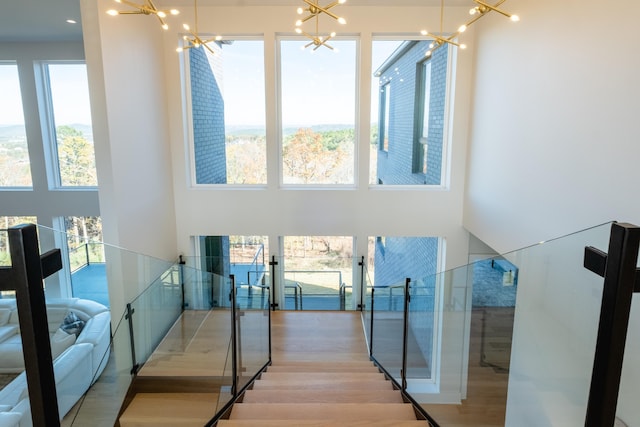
369, 287, 375, 358
358, 256, 365, 311
85, 243, 90, 266
584, 222, 640, 427
230, 275, 238, 396
401, 277, 411, 391
178, 255, 186, 309
125, 303, 139, 374
269, 256, 278, 311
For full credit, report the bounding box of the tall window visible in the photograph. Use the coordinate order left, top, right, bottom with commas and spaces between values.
414, 59, 431, 174
372, 40, 449, 186
0, 63, 32, 187
280, 39, 356, 185
46, 63, 98, 187
188, 40, 267, 185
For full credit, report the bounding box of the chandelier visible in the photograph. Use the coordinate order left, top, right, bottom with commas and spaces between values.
421, 0, 519, 57
176, 0, 221, 54
106, 0, 179, 30
294, 0, 347, 51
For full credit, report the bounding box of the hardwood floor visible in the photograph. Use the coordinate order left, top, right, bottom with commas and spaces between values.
60, 308, 511, 426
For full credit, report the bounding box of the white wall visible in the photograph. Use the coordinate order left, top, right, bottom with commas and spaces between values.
464, 0, 640, 254
80, 0, 178, 314
464, 1, 640, 424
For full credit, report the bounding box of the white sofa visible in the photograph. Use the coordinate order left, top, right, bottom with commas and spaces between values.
0, 298, 111, 427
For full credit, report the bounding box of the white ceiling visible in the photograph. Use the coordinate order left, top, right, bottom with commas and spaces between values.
0, 0, 472, 42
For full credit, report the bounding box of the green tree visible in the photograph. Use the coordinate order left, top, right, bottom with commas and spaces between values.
56, 126, 97, 186
283, 128, 346, 184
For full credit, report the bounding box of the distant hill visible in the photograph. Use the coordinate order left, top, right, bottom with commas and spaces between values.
225, 124, 354, 137
0, 124, 93, 141
0, 125, 25, 139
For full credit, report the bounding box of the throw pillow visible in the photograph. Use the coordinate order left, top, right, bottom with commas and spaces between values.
60, 311, 85, 337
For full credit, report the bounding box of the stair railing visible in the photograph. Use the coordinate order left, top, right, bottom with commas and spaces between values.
583, 222, 640, 426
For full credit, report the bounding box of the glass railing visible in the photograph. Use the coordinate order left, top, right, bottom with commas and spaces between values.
365, 222, 628, 426
0, 224, 271, 427
68, 242, 105, 272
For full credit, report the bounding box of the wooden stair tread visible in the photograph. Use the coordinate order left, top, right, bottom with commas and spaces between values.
229, 403, 418, 420
242, 389, 404, 403
119, 393, 217, 426
260, 372, 385, 380
251, 379, 394, 390
218, 421, 429, 426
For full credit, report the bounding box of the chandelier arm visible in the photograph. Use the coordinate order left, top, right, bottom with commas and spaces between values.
146, 0, 161, 13
302, 0, 341, 21
473, 0, 512, 18
114, 10, 145, 15
118, 0, 146, 10
462, 13, 486, 28
156, 14, 168, 26
203, 42, 216, 55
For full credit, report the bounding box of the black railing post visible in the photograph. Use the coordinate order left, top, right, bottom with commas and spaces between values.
125, 303, 139, 374
369, 287, 375, 358
178, 255, 186, 309
269, 256, 278, 311
230, 275, 238, 396
401, 278, 411, 391
358, 256, 365, 311
84, 243, 90, 266
0, 224, 62, 426
584, 222, 640, 427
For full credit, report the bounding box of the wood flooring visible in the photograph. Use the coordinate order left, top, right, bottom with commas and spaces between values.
58, 308, 511, 426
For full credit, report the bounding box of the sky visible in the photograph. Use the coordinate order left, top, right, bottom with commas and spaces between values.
1, 39, 404, 129
0, 62, 92, 127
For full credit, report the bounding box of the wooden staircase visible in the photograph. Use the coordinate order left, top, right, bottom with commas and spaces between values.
218, 360, 428, 426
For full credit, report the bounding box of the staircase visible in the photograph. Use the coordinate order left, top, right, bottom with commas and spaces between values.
218, 360, 428, 426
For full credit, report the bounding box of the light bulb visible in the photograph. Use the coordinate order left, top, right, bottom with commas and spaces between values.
170, 9, 179, 15
295, 19, 302, 26
429, 42, 435, 49
420, 30, 428, 36
183, 23, 190, 30
157, 11, 167, 18
297, 7, 303, 14
194, 41, 200, 47
469, 7, 477, 15
162, 23, 169, 30
460, 43, 467, 49
425, 50, 432, 57
115, 0, 122, 3
176, 47, 183, 52
338, 17, 346, 24
106, 9, 118, 16
295, 28, 302, 34
215, 35, 222, 41
183, 35, 188, 40
330, 32, 336, 37
510, 14, 520, 22
339, 0, 346, 3
458, 24, 467, 33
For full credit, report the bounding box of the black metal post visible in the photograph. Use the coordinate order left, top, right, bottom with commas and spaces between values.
369, 287, 375, 358
85, 243, 90, 266
358, 256, 365, 311
125, 303, 139, 374
0, 224, 62, 426
230, 275, 238, 396
584, 222, 640, 427
401, 278, 411, 391
269, 256, 278, 311
178, 255, 186, 309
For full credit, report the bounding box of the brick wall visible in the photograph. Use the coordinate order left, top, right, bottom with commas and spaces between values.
376, 41, 448, 185
189, 46, 227, 184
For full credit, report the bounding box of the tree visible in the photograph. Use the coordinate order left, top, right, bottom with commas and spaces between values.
56, 126, 97, 186
283, 128, 347, 184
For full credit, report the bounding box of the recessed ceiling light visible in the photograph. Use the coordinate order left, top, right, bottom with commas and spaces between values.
66, 19, 77, 24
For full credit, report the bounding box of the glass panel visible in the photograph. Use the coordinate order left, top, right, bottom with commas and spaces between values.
280, 39, 356, 185
371, 39, 448, 185
188, 40, 267, 185
47, 63, 98, 187
283, 236, 354, 310
370, 280, 407, 380
0, 63, 32, 187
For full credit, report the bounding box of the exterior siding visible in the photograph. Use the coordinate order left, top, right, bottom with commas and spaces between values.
189, 45, 227, 184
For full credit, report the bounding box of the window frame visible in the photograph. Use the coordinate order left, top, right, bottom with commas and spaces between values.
182, 35, 268, 188
38, 60, 98, 190
379, 82, 391, 153
277, 35, 360, 188
413, 57, 432, 175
